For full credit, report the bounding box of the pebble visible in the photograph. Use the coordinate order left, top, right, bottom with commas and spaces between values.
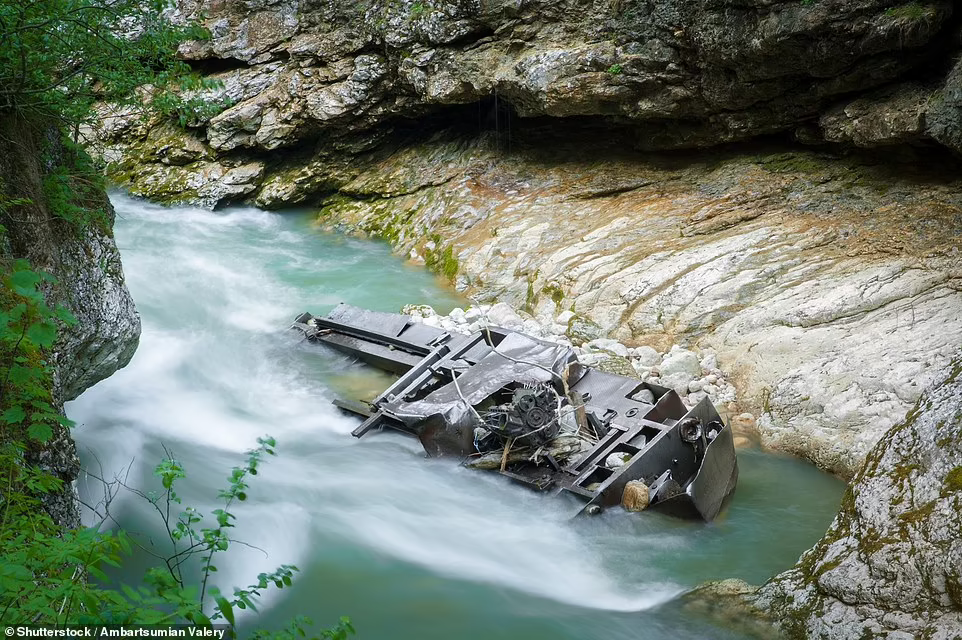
732, 413, 757, 434
635, 389, 655, 404
585, 338, 629, 358
605, 452, 631, 469
632, 346, 661, 366
700, 353, 718, 371
660, 348, 701, 378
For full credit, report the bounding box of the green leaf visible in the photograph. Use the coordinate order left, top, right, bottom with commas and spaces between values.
55, 306, 78, 326
2, 406, 26, 424
27, 422, 53, 443
27, 321, 57, 348
0, 563, 34, 582
10, 269, 41, 294
121, 583, 143, 602
215, 595, 235, 626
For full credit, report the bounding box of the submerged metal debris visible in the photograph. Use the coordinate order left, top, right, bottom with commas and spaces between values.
292, 304, 738, 521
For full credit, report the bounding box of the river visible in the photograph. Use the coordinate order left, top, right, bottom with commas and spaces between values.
68, 193, 844, 639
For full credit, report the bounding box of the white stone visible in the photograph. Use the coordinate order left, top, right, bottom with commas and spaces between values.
448, 307, 466, 324
700, 352, 718, 371
523, 318, 544, 336
660, 348, 702, 379
661, 371, 693, 392
605, 452, 631, 469
635, 388, 656, 404
688, 379, 704, 393
485, 302, 524, 329
585, 338, 630, 358
578, 353, 604, 367
555, 310, 575, 325
633, 346, 661, 366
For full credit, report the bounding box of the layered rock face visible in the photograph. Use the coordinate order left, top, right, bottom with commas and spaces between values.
753, 356, 962, 639
311, 133, 962, 479
91, 0, 962, 207
1, 118, 141, 526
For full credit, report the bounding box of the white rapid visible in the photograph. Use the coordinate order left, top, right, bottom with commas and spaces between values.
68, 194, 844, 640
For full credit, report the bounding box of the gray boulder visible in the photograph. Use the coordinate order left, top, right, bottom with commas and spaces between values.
754, 355, 962, 639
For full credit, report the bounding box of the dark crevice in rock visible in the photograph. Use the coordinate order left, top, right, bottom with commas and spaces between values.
184, 55, 250, 75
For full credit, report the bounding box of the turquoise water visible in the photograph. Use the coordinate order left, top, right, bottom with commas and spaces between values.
68, 193, 845, 639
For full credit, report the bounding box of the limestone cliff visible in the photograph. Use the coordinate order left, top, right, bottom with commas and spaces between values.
752, 355, 962, 639
1, 116, 141, 526
89, 0, 962, 208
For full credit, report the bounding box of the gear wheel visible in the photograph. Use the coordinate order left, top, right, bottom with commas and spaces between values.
523, 407, 549, 429
515, 392, 537, 413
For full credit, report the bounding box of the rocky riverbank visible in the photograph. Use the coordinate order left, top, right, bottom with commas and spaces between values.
82, 0, 962, 479
309, 135, 962, 481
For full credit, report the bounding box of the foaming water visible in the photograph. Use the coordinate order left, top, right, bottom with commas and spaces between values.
69, 193, 845, 639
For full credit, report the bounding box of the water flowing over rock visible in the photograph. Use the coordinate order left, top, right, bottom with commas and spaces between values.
752, 356, 962, 639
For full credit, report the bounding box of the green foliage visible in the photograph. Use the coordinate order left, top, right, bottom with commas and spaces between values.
0, 259, 76, 447
0, 262, 353, 637
410, 1, 426, 17
884, 3, 935, 20
607, 64, 623, 75
40, 135, 112, 231
0, 0, 228, 127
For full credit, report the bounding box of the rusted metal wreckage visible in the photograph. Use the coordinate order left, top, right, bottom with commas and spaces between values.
292, 304, 738, 521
